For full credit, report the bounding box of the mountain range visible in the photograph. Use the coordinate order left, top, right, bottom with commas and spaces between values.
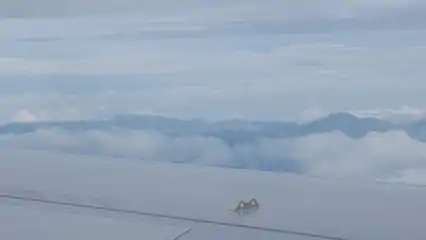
1, 112, 426, 145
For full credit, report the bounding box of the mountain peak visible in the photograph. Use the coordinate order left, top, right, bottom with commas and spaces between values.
301, 112, 393, 138
323, 112, 359, 121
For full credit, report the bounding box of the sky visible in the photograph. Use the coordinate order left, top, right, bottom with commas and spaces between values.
1, 0, 426, 121
2, 1, 426, 184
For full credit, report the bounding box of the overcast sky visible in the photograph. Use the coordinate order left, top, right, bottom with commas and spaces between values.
3, 1, 426, 185
1, 0, 426, 122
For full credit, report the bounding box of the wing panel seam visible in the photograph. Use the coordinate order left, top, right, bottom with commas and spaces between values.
0, 193, 346, 240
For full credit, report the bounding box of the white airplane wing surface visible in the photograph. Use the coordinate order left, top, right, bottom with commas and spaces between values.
1, 149, 426, 240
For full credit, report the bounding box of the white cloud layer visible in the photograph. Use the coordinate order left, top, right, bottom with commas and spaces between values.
2, 128, 426, 185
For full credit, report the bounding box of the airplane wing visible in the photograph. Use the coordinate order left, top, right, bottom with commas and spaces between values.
1, 149, 426, 240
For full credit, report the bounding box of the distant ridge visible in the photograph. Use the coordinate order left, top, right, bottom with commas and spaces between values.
1, 112, 425, 143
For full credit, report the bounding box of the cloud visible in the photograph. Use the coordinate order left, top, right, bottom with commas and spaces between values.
297, 107, 328, 123
2, 2, 426, 120
0, 58, 60, 75
2, 0, 426, 39
2, 2, 426, 133
291, 131, 426, 181
10, 109, 38, 123
3, 0, 426, 201
349, 106, 426, 122
2, 127, 426, 184
0, 93, 110, 124
1, 38, 426, 120
2, 41, 426, 87
0, 128, 234, 167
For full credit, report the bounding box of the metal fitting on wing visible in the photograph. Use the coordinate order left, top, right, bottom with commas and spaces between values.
233, 198, 260, 215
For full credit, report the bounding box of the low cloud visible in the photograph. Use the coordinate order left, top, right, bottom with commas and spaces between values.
2, 128, 426, 184
0, 93, 108, 123
292, 131, 426, 181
